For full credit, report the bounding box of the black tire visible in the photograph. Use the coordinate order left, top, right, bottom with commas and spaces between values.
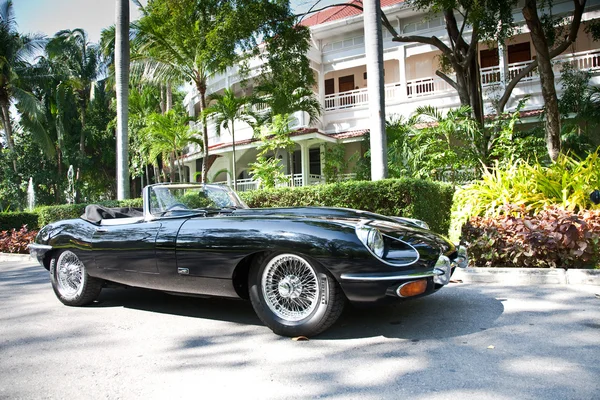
49, 250, 103, 306
248, 252, 345, 337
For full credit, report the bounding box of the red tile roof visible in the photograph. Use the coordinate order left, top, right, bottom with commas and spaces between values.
330, 129, 368, 140
300, 0, 405, 27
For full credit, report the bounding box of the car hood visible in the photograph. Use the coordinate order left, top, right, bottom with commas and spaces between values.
230, 206, 455, 255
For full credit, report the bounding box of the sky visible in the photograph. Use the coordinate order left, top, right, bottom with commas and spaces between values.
12, 0, 341, 44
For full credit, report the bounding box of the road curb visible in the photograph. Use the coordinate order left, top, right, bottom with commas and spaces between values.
454, 267, 600, 285
0, 253, 34, 262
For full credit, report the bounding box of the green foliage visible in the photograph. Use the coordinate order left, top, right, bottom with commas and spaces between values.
558, 63, 600, 157
37, 198, 142, 226
462, 206, 600, 268
321, 143, 356, 183
452, 151, 600, 240
249, 114, 295, 189
410, 105, 481, 183
240, 179, 455, 235
0, 212, 40, 231
487, 99, 547, 166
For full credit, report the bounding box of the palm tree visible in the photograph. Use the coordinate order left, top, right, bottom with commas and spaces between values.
254, 85, 321, 127
363, 0, 387, 180
203, 88, 252, 191
131, 0, 229, 184
143, 110, 201, 182
115, 0, 130, 199
46, 28, 99, 193
0, 0, 46, 172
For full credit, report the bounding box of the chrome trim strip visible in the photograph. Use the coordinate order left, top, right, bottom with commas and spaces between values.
340, 270, 442, 281
28, 244, 53, 251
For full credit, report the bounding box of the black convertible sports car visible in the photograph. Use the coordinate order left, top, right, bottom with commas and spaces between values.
30, 183, 467, 337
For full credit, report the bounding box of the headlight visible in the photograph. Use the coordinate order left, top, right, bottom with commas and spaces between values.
355, 225, 385, 258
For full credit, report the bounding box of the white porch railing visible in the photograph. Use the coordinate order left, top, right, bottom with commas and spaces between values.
214, 174, 326, 192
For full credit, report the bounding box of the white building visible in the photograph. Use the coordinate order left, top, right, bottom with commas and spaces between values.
182, 0, 600, 189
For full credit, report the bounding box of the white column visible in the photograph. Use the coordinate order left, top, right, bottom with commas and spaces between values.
188, 160, 197, 183
318, 60, 326, 129
498, 40, 509, 88
300, 142, 310, 186
319, 143, 326, 179
398, 45, 407, 101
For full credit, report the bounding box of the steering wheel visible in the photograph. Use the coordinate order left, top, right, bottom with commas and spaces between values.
166, 203, 188, 211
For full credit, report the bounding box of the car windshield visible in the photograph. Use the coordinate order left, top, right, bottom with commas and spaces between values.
148, 184, 249, 216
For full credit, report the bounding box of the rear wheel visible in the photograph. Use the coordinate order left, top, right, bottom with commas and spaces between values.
248, 253, 345, 337
50, 250, 103, 306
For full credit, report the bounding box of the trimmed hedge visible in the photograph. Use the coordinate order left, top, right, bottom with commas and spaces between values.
0, 212, 40, 231
239, 179, 455, 235
37, 198, 143, 227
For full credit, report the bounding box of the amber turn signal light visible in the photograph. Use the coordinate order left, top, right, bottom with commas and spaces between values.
397, 279, 428, 297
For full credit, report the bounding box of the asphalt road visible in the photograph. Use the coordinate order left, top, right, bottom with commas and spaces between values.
1, 260, 599, 400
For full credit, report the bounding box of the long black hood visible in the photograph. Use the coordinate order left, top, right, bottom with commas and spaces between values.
231, 206, 455, 256
232, 206, 403, 226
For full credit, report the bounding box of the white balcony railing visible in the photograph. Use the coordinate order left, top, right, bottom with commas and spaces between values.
323, 49, 600, 109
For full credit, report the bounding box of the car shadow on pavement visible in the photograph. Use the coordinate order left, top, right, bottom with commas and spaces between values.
91, 287, 263, 326
90, 283, 504, 340
321, 283, 505, 340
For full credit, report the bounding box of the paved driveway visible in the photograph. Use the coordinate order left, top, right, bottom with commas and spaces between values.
0, 260, 598, 400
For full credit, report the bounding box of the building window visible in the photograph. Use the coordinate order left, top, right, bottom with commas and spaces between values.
480, 48, 499, 68
309, 148, 321, 175
508, 42, 531, 64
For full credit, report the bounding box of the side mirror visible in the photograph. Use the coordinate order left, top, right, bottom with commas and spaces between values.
591, 190, 600, 205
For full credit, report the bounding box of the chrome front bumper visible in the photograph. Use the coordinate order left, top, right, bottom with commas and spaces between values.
28, 243, 53, 265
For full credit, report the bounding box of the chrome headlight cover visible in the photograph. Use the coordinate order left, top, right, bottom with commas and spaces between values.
355, 223, 420, 266
355, 225, 385, 258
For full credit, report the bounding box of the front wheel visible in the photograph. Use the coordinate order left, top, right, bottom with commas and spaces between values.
248, 253, 345, 337
50, 250, 103, 306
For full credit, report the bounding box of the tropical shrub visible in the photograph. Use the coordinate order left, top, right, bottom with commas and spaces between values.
462, 205, 600, 269
240, 178, 454, 235
0, 226, 39, 254
454, 151, 600, 224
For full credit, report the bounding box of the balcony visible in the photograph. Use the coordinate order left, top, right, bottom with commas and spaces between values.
323, 49, 600, 112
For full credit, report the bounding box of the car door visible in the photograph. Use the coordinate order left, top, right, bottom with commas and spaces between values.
92, 220, 161, 274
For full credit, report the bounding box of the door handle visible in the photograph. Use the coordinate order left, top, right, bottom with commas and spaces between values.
96, 228, 108, 233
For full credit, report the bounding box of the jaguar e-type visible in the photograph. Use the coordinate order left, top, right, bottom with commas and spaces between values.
30, 183, 467, 337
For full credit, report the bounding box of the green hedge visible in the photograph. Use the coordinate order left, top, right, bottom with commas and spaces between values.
37, 198, 143, 226
0, 212, 40, 231
239, 179, 454, 235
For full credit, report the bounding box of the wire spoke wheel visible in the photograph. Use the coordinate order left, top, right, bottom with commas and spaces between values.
55, 251, 85, 299
261, 254, 319, 322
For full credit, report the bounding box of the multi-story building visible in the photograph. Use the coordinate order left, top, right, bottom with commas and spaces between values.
182, 0, 600, 190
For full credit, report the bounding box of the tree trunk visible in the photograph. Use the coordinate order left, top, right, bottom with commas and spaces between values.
169, 152, 176, 182
196, 79, 209, 183
523, 0, 561, 161
364, 0, 387, 180
166, 83, 173, 112
116, 0, 131, 198
0, 100, 17, 173
145, 164, 150, 186
231, 122, 237, 191
153, 162, 161, 183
